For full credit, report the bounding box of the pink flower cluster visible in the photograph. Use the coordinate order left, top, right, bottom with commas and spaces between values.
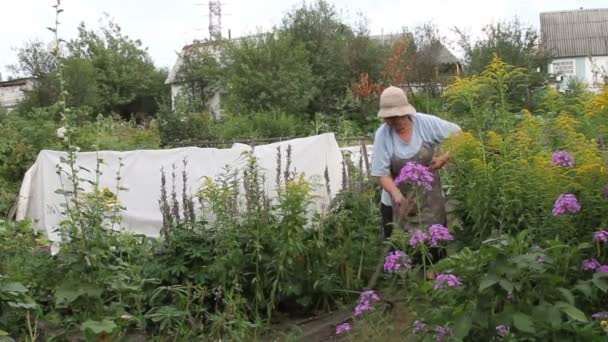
384, 251, 412, 273
354, 290, 381, 316
594, 230, 608, 243
552, 194, 581, 216
434, 326, 451, 342
412, 320, 427, 333
409, 224, 454, 247
581, 258, 608, 273
552, 150, 575, 167
434, 273, 463, 289
582, 258, 601, 271
496, 325, 510, 337
593, 312, 608, 320
335, 322, 351, 335
393, 162, 434, 191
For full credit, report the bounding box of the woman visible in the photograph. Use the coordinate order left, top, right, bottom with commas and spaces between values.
371, 86, 461, 239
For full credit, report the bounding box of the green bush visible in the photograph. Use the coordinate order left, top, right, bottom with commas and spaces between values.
404, 231, 608, 341
216, 111, 309, 139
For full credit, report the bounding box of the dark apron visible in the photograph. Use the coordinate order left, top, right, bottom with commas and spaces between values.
389, 142, 447, 233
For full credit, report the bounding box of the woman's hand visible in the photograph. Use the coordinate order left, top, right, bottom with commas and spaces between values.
429, 153, 451, 170
391, 190, 414, 219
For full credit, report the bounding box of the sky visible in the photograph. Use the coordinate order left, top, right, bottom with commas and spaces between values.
0, 0, 605, 79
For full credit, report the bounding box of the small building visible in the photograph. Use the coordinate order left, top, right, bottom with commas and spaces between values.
0, 78, 36, 111
165, 40, 224, 120
540, 8, 608, 91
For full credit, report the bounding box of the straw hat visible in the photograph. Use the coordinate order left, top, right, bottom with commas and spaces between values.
377, 86, 416, 118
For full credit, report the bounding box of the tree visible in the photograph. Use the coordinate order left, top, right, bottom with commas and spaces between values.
67, 18, 168, 118
223, 32, 317, 114
8, 39, 57, 78
411, 23, 443, 83
281, 0, 353, 114
176, 46, 224, 113
454, 19, 550, 75
9, 40, 60, 110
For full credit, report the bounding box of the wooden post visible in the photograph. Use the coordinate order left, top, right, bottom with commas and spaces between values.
360, 140, 370, 177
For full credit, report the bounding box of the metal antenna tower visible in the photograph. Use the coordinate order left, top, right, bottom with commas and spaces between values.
208, 1, 222, 40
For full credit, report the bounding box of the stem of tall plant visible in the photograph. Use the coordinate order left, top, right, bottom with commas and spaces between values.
25, 310, 37, 342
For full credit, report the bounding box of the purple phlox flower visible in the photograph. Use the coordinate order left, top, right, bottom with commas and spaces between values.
360, 290, 380, 303
594, 230, 608, 243
593, 312, 608, 320
552, 194, 581, 216
413, 320, 428, 334
434, 274, 463, 289
393, 162, 434, 191
354, 300, 374, 316
384, 250, 412, 273
434, 326, 451, 342
496, 325, 510, 337
552, 150, 575, 167
428, 224, 454, 246
354, 290, 381, 316
506, 291, 514, 302
335, 322, 351, 335
537, 256, 545, 263
582, 258, 601, 271
409, 230, 429, 247
596, 265, 608, 273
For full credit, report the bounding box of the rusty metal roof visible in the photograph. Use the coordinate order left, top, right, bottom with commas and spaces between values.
540, 8, 608, 58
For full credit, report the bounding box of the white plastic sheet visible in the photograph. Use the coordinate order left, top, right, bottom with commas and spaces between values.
16, 133, 343, 242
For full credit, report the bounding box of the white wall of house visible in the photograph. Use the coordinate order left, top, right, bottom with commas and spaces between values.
0, 79, 35, 111
549, 56, 608, 91
170, 83, 223, 120
585, 56, 608, 90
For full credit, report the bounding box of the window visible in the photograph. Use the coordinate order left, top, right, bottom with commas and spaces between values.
551, 60, 575, 76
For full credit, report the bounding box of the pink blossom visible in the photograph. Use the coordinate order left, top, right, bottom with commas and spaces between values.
594, 230, 608, 243
409, 230, 429, 247
428, 224, 454, 246
393, 162, 434, 191
596, 265, 608, 273
335, 323, 351, 335
552, 150, 575, 167
552, 194, 581, 216
434, 274, 463, 289
384, 251, 412, 273
582, 258, 601, 271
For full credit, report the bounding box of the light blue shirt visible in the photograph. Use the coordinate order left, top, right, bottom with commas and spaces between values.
371, 113, 461, 206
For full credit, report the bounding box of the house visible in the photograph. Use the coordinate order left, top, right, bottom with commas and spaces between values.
0, 78, 36, 111
540, 8, 608, 91
165, 40, 225, 119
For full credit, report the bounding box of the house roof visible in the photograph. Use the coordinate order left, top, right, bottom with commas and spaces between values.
540, 8, 608, 58
0, 77, 36, 88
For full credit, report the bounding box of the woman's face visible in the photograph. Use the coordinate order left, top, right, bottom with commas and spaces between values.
384, 115, 410, 131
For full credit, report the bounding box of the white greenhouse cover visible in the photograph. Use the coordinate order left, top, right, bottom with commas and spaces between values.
16, 133, 344, 242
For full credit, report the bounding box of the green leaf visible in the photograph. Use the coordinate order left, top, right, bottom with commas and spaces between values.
0, 330, 8, 336
81, 319, 117, 334
513, 312, 535, 333
592, 275, 608, 293
556, 302, 588, 322
1, 282, 28, 294
55, 282, 102, 305
499, 279, 514, 293
479, 274, 499, 292
557, 288, 575, 305
574, 282, 592, 298
453, 313, 473, 339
